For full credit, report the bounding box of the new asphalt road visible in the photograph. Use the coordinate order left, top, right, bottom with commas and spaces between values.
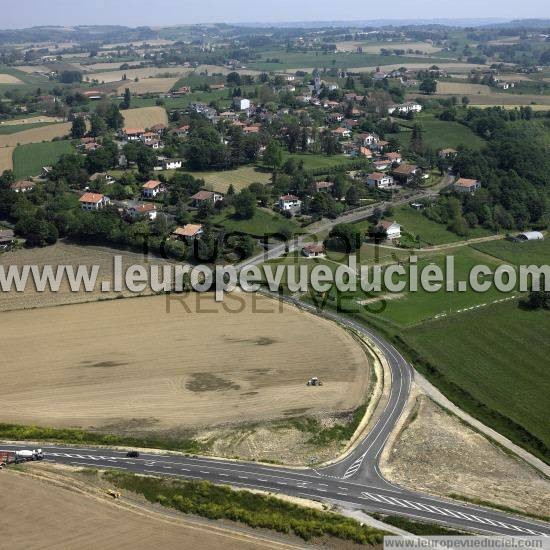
2, 302, 549, 537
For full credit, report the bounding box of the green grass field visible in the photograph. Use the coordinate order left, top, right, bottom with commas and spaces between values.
181, 165, 273, 193
131, 89, 231, 110
388, 114, 486, 151
330, 246, 508, 327
246, 51, 454, 71
401, 300, 550, 458
12, 140, 74, 179
354, 206, 493, 246
0, 122, 56, 135
280, 152, 354, 171
472, 237, 550, 265
211, 207, 300, 237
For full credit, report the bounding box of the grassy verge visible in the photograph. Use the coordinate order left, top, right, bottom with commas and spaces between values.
372, 514, 466, 535
0, 423, 207, 454
447, 494, 550, 523
103, 470, 387, 544
286, 403, 368, 447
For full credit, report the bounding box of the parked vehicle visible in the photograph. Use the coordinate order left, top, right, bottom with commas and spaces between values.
126, 451, 140, 458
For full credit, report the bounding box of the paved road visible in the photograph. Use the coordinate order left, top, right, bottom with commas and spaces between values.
3, 192, 549, 537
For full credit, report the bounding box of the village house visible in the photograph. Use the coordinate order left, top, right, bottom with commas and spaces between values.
439, 148, 458, 159
163, 159, 183, 170
377, 220, 402, 240
310, 181, 334, 194
79, 192, 110, 211
11, 180, 34, 193
279, 194, 302, 211
190, 190, 223, 207
393, 163, 421, 184
123, 128, 145, 141
173, 125, 190, 138
359, 147, 373, 158
172, 86, 191, 96
302, 243, 325, 258
89, 172, 115, 185
366, 172, 394, 189
233, 98, 251, 111
172, 223, 204, 241
373, 159, 391, 171
384, 151, 402, 164
126, 203, 158, 221
331, 127, 351, 139
355, 133, 379, 147
142, 180, 165, 198
388, 102, 423, 115
453, 177, 481, 193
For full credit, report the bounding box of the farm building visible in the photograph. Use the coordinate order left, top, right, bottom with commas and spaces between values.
518, 231, 544, 241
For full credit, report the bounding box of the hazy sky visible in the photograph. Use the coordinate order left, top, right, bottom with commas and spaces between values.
3, 0, 549, 28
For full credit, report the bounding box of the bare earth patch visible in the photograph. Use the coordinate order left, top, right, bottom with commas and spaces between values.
380, 395, 550, 517
0, 468, 293, 550
0, 145, 14, 173
0, 73, 23, 84
436, 82, 491, 95
87, 66, 191, 83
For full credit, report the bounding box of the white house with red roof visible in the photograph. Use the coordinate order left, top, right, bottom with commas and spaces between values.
279, 194, 302, 211
79, 192, 110, 210
366, 172, 394, 189
142, 180, 165, 198
453, 177, 481, 193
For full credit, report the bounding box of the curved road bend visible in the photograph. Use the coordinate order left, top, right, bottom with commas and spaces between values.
2, 303, 549, 537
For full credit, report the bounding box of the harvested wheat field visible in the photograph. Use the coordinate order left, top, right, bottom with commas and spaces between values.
117, 77, 179, 94
0, 122, 71, 148
0, 470, 291, 550
0, 292, 369, 433
380, 395, 550, 518
88, 66, 190, 83
122, 106, 168, 129
0, 241, 178, 311
0, 73, 23, 84
436, 82, 491, 95
0, 145, 14, 172
0, 115, 64, 126
12, 64, 52, 73
336, 41, 441, 54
